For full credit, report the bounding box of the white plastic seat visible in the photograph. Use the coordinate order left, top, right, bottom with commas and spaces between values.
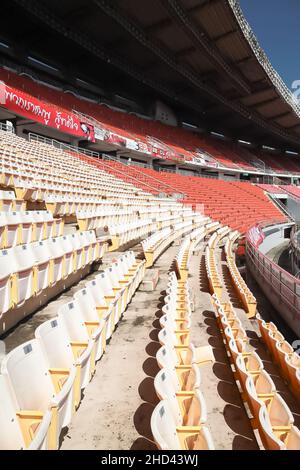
156, 344, 201, 391
35, 316, 91, 411
31, 241, 52, 293
74, 288, 107, 361
1, 339, 75, 450
70, 233, 85, 270
58, 300, 96, 385
258, 397, 295, 450
20, 212, 34, 245
4, 212, 21, 247
97, 270, 124, 324
59, 235, 74, 277
0, 374, 52, 450
85, 278, 116, 340
158, 325, 189, 347
151, 400, 214, 450
0, 251, 13, 313
10, 245, 35, 305
44, 238, 65, 284
154, 368, 207, 426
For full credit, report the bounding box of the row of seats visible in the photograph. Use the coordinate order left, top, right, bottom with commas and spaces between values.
0, 231, 108, 316
0, 211, 63, 249
211, 295, 300, 450
225, 231, 257, 318
0, 190, 25, 212
0, 251, 145, 449
174, 222, 210, 281
5, 68, 300, 175
151, 271, 214, 450
205, 227, 229, 298
141, 221, 195, 268
100, 164, 288, 234
108, 219, 157, 251
257, 315, 300, 402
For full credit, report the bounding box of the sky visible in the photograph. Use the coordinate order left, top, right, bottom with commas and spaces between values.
239, 0, 300, 90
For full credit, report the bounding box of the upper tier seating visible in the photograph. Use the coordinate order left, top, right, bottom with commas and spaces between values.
2, 69, 300, 175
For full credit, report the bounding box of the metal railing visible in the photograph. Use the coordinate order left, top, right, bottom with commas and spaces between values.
268, 194, 295, 222
28, 132, 185, 196
246, 222, 300, 323
0, 122, 15, 133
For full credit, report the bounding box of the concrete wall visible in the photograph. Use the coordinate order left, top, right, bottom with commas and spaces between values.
259, 223, 293, 254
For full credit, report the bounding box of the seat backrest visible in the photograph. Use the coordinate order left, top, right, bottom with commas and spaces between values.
254, 370, 276, 394
11, 244, 35, 270
151, 399, 180, 450
74, 288, 99, 322
154, 369, 181, 423
0, 375, 24, 449
58, 300, 89, 342
35, 317, 75, 369
85, 278, 107, 307
258, 405, 285, 450
1, 339, 55, 411
0, 249, 16, 278
156, 344, 179, 370
268, 393, 294, 427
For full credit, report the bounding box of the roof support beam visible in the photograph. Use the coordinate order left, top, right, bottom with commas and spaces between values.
11, 0, 300, 148
158, 0, 251, 94
11, 0, 207, 116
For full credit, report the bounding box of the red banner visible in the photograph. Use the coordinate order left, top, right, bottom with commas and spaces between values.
0, 81, 95, 142
247, 224, 265, 248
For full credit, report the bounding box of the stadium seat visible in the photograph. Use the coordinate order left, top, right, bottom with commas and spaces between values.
156, 344, 201, 391
1, 339, 75, 450
0, 374, 52, 450
74, 288, 107, 361
35, 316, 93, 410
151, 400, 214, 450
58, 301, 96, 381
85, 278, 116, 340
154, 368, 207, 425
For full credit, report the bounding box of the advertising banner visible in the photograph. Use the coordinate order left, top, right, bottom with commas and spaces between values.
247, 224, 265, 248
0, 81, 95, 142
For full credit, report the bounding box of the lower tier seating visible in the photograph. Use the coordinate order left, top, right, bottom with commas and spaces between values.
151, 271, 215, 450
0, 251, 145, 450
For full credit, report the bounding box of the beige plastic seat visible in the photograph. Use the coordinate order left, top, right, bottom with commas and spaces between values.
151, 400, 214, 450
154, 368, 207, 426
235, 352, 264, 392
85, 278, 116, 340
1, 339, 75, 450
58, 301, 96, 380
158, 325, 190, 348
256, 313, 277, 346
245, 374, 276, 423
258, 396, 295, 450
0, 374, 51, 450
275, 340, 294, 379
267, 330, 285, 360
156, 344, 201, 391
74, 288, 107, 361
285, 354, 300, 397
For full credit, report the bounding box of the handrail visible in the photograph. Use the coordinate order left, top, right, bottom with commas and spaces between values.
27, 132, 186, 196
72, 110, 187, 196
0, 122, 15, 133
268, 194, 295, 222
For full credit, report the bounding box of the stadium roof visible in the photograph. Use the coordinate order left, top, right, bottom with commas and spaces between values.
1, 0, 300, 150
